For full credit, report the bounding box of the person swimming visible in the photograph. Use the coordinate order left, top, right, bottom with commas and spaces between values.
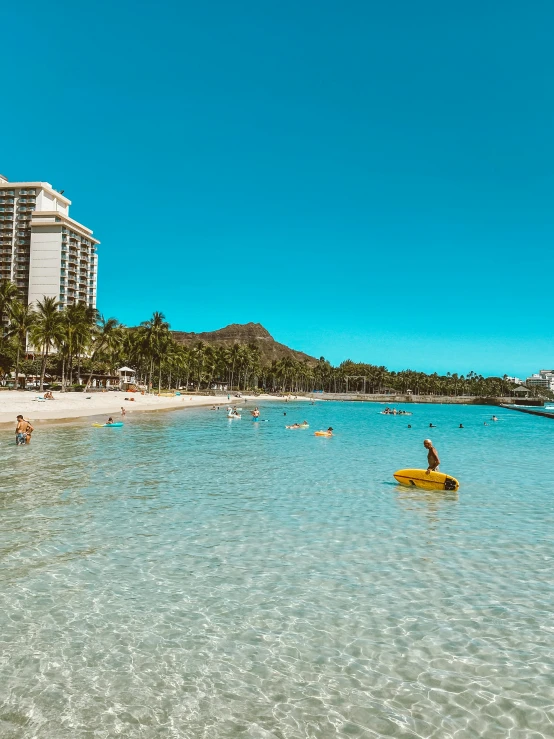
106, 417, 114, 425
459, 423, 464, 428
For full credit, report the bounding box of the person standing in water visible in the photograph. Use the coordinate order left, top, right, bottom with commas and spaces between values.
15, 415, 34, 445
423, 439, 440, 472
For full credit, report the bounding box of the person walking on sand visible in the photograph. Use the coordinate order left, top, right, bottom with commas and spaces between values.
424, 439, 440, 473
15, 415, 34, 445
121, 406, 126, 417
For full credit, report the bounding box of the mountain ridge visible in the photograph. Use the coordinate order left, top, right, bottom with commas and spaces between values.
172, 322, 317, 366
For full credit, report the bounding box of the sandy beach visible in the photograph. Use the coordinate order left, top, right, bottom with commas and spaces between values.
0, 391, 311, 426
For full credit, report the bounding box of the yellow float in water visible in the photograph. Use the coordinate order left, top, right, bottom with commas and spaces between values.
393, 468, 459, 491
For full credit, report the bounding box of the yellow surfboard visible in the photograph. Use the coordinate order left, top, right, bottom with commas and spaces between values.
393, 468, 459, 491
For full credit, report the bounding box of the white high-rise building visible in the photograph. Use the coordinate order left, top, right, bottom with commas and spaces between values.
526, 370, 554, 391
0, 174, 99, 310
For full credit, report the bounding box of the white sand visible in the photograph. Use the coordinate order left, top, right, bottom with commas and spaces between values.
0, 391, 311, 426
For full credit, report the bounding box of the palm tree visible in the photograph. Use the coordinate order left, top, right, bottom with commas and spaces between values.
56, 303, 95, 389
7, 300, 36, 389
67, 302, 96, 384
173, 344, 192, 391
84, 316, 124, 390
191, 341, 208, 391
0, 280, 18, 342
139, 311, 170, 393
29, 296, 63, 391
227, 343, 242, 391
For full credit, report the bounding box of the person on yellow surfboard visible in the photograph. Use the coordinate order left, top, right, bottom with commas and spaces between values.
424, 439, 440, 473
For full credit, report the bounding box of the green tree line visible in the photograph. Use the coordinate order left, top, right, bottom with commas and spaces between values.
0, 280, 540, 398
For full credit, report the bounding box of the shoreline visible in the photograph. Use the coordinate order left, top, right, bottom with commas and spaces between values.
0, 391, 312, 428
306, 392, 516, 405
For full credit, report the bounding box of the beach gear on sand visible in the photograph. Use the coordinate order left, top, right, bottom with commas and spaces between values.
393, 469, 459, 491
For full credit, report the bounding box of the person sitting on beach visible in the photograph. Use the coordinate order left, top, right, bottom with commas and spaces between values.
15, 415, 34, 445
424, 439, 440, 472
44, 391, 54, 400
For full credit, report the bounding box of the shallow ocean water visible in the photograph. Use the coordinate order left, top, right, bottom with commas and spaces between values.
1, 400, 554, 738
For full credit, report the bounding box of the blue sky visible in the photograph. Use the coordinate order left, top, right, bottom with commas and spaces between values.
3, 1, 554, 377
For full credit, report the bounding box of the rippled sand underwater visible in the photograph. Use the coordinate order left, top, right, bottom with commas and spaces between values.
1, 401, 554, 738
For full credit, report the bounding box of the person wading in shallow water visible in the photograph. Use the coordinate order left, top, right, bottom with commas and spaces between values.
423, 439, 440, 472
15, 415, 34, 445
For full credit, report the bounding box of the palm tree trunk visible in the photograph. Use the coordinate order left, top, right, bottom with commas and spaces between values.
158, 363, 162, 394
148, 357, 153, 394
77, 345, 82, 385
14, 343, 21, 391
61, 355, 66, 392
84, 351, 98, 391
39, 346, 48, 392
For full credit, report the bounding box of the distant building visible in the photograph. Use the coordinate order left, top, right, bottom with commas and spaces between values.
0, 174, 99, 310
526, 370, 554, 391
504, 376, 522, 385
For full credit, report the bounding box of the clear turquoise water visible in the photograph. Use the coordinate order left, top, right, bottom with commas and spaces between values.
2, 401, 554, 738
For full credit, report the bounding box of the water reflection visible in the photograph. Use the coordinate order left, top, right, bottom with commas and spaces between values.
393, 483, 458, 531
